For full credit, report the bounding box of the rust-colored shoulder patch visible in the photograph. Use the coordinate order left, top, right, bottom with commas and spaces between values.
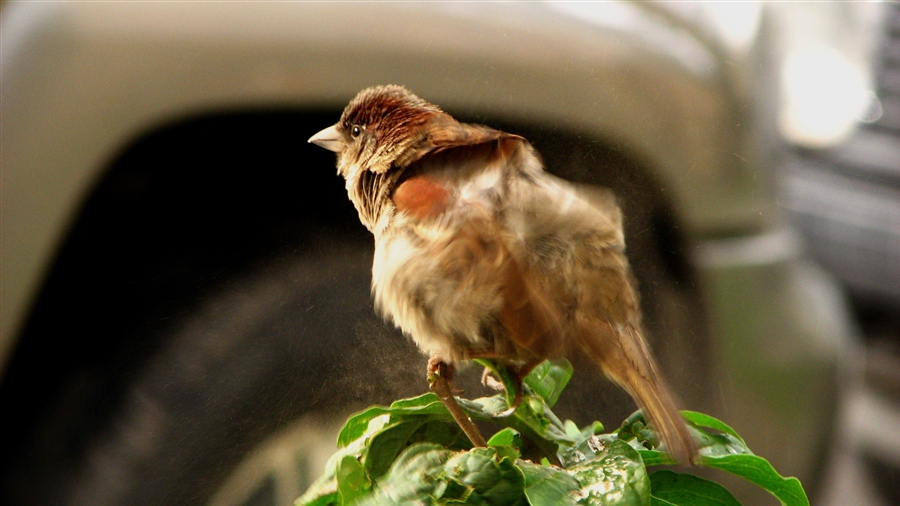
393, 175, 453, 220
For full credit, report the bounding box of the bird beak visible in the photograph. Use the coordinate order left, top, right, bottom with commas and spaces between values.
308, 124, 346, 153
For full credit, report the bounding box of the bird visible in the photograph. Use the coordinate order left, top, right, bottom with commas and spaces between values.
308, 84, 697, 464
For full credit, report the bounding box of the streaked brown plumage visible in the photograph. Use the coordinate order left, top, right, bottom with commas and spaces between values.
309, 84, 697, 464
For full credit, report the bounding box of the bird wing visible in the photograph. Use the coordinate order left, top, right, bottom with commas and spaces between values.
497, 154, 698, 464
392, 135, 565, 362
392, 131, 696, 462
537, 190, 697, 465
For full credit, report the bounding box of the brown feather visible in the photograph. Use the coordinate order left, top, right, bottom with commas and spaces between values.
495, 241, 566, 360
573, 320, 697, 464
393, 176, 453, 221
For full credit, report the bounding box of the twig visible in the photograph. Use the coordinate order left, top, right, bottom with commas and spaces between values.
427, 358, 487, 447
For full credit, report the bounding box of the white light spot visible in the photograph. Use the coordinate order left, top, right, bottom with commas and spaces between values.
779, 47, 869, 148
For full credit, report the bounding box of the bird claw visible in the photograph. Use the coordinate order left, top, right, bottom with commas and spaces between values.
427, 356, 454, 382
481, 367, 505, 391
480, 367, 523, 415
504, 387, 524, 415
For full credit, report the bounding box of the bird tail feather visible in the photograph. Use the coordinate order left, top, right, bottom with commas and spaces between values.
575, 320, 698, 465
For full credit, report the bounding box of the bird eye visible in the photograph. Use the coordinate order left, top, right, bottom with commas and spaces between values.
350, 125, 363, 138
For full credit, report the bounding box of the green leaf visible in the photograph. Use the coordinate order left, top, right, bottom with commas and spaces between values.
649, 470, 740, 506
364, 419, 427, 479
389, 392, 453, 413
574, 439, 650, 505
518, 461, 581, 506
557, 435, 650, 505
351, 443, 455, 505
294, 490, 338, 506
458, 393, 566, 462
618, 410, 749, 463
633, 449, 670, 467
680, 411, 745, 445
337, 406, 391, 448
522, 359, 573, 408
335, 454, 368, 504
354, 444, 528, 506
700, 454, 808, 506
338, 393, 451, 448
684, 411, 807, 506
415, 419, 472, 451
444, 447, 527, 505
623, 410, 809, 506
297, 408, 391, 506
488, 428, 521, 448
521, 434, 652, 505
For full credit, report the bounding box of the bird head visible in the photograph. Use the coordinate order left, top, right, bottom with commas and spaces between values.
308, 85, 445, 179
309, 85, 517, 231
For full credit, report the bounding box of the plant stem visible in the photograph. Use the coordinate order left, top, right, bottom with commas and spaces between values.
427, 358, 487, 447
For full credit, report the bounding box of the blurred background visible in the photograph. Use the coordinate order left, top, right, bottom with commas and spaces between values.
1, 2, 897, 505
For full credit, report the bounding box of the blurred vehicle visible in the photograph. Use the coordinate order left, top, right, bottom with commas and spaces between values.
774, 3, 900, 505
0, 2, 874, 505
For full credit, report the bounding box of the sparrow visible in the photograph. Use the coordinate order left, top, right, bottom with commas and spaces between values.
308, 85, 697, 464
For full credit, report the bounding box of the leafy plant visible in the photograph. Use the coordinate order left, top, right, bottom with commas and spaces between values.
296, 360, 808, 506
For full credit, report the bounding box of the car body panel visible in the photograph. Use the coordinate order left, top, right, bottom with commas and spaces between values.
1, 2, 771, 355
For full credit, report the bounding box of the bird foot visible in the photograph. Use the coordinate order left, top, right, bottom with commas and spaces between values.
479, 366, 523, 416
427, 356, 454, 382
480, 367, 505, 391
